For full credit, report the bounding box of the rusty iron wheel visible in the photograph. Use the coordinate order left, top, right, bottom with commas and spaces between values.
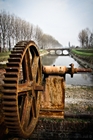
3, 41, 42, 138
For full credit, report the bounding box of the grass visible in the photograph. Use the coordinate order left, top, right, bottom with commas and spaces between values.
71, 49, 93, 57
0, 49, 48, 62
39, 49, 48, 54
0, 52, 10, 62
75, 49, 93, 53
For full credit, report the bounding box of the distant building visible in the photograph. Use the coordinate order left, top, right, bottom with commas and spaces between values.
68, 42, 70, 47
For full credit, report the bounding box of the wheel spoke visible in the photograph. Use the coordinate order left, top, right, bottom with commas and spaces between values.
20, 95, 28, 127
19, 96, 25, 122
32, 56, 39, 81
18, 81, 33, 95
22, 49, 33, 82
26, 48, 33, 80
20, 93, 33, 128
32, 89, 37, 118
22, 53, 29, 81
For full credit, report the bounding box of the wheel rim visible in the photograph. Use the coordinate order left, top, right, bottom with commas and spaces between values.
3, 41, 43, 138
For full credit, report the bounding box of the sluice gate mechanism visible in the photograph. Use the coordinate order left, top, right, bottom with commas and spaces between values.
0, 41, 92, 139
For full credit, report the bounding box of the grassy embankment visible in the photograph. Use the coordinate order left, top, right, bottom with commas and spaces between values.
0, 50, 47, 61
0, 52, 10, 62
0, 52, 10, 68
71, 49, 93, 64
0, 50, 48, 68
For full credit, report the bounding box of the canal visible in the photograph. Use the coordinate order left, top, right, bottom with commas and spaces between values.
41, 54, 93, 86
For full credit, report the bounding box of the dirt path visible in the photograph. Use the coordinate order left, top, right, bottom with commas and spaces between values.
65, 85, 93, 114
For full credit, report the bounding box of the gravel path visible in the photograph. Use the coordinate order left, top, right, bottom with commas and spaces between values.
65, 85, 93, 114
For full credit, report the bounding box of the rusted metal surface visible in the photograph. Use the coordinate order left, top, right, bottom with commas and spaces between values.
0, 84, 8, 140
2, 41, 43, 138
0, 40, 92, 139
40, 76, 65, 118
43, 64, 92, 77
43, 65, 67, 75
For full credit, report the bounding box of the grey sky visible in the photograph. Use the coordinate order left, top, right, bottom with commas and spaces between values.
0, 0, 93, 46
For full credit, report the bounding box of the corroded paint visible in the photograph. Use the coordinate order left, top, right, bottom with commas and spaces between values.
40, 76, 65, 118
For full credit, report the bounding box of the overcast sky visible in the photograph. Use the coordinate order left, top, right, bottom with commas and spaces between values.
0, 0, 93, 46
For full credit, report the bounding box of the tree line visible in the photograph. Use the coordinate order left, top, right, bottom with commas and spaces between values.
0, 10, 62, 52
78, 28, 93, 48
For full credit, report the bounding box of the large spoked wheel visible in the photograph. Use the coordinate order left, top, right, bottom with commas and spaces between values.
3, 41, 43, 138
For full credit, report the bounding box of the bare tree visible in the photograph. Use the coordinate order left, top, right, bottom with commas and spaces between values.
90, 32, 93, 47
40, 34, 48, 49
0, 11, 8, 51
14, 16, 21, 43
33, 25, 43, 48
40, 34, 62, 49
6, 13, 13, 51
10, 14, 16, 47
28, 23, 34, 40
78, 28, 92, 48
21, 20, 28, 40
85, 28, 91, 48
0, 10, 62, 51
0, 13, 2, 51
78, 29, 87, 48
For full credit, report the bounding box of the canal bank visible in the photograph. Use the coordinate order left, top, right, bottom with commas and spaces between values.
65, 85, 93, 114
70, 53, 93, 70
0, 50, 49, 66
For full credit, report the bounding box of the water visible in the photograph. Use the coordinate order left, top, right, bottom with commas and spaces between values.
41, 54, 93, 86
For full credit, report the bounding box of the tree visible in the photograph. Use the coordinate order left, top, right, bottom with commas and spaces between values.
0, 11, 8, 51
78, 29, 87, 48
33, 25, 43, 48
6, 13, 13, 51
0, 10, 62, 51
78, 28, 92, 48
90, 33, 93, 47
85, 28, 91, 48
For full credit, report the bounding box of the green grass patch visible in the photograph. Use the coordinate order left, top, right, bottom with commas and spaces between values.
0, 50, 48, 62
0, 52, 11, 61
39, 49, 48, 54
75, 49, 93, 53
0, 52, 10, 56
71, 49, 93, 57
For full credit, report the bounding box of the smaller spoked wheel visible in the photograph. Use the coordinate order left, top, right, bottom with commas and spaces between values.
3, 41, 43, 138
